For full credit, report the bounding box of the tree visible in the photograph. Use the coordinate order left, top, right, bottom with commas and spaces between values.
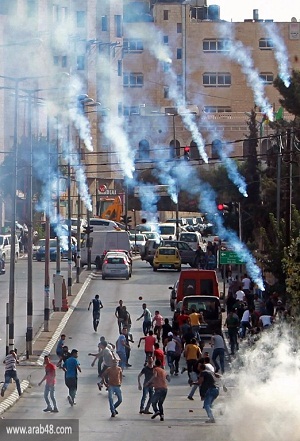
273, 70, 300, 117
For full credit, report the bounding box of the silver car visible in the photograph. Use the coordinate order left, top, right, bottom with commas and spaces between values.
102, 253, 130, 280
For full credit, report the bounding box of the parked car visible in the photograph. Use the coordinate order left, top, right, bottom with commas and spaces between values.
0, 234, 20, 262
141, 239, 162, 265
153, 246, 181, 272
129, 233, 146, 253
162, 240, 196, 266
178, 231, 202, 251
36, 237, 77, 262
102, 253, 130, 280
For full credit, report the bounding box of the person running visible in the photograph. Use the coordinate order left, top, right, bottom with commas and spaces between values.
153, 342, 166, 368
102, 360, 123, 418
194, 363, 220, 423
188, 356, 215, 401
138, 330, 156, 364
138, 356, 154, 414
115, 300, 127, 334
116, 328, 130, 371
38, 355, 58, 413
183, 338, 201, 380
56, 334, 66, 359
210, 332, 226, 374
224, 310, 240, 355
88, 294, 103, 332
145, 359, 170, 421
152, 311, 164, 342
57, 345, 71, 368
63, 349, 81, 406
1, 350, 21, 397
136, 303, 152, 336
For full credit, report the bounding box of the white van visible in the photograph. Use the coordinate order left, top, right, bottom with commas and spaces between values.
89, 218, 119, 231
178, 231, 202, 251
158, 223, 177, 241
0, 234, 20, 262
81, 230, 131, 267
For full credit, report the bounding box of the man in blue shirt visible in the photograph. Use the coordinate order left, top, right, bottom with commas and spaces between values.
63, 349, 81, 406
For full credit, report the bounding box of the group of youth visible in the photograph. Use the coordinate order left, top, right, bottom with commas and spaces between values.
2, 296, 224, 423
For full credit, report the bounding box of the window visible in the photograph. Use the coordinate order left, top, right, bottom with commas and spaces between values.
163, 61, 170, 72
27, 0, 36, 18
61, 7, 68, 22
102, 15, 108, 31
177, 23, 182, 33
203, 72, 231, 87
177, 48, 182, 59
123, 38, 143, 53
123, 106, 140, 116
163, 10, 169, 20
62, 56, 67, 68
203, 39, 230, 52
123, 72, 144, 87
77, 55, 85, 70
77, 11, 86, 27
118, 60, 122, 76
164, 86, 169, 99
53, 56, 59, 66
118, 102, 122, 117
115, 15, 122, 37
259, 38, 273, 49
259, 72, 274, 84
177, 74, 183, 87
203, 106, 232, 113
138, 139, 150, 160
163, 35, 168, 44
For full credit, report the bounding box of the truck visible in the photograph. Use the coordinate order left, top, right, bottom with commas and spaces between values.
96, 196, 123, 222
80, 230, 131, 268
169, 269, 220, 309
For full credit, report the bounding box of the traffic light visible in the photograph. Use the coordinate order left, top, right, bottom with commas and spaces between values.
183, 146, 190, 161
83, 226, 93, 235
121, 215, 132, 225
217, 203, 229, 214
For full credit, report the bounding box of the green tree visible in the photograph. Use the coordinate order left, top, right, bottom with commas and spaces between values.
273, 70, 300, 117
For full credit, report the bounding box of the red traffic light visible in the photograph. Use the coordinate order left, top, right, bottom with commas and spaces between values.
184, 146, 190, 153
217, 204, 224, 211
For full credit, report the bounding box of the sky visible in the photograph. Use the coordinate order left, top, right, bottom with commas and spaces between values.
207, 0, 300, 22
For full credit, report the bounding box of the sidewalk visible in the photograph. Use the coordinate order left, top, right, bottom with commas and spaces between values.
0, 268, 93, 415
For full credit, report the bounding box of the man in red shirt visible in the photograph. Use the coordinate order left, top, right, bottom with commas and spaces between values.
153, 342, 165, 368
38, 355, 58, 413
138, 330, 156, 364
177, 311, 190, 336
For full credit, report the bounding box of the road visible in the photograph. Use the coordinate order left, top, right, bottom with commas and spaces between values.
0, 260, 230, 441
0, 258, 76, 356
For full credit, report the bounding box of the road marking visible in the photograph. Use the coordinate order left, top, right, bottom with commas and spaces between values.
0, 380, 29, 414
36, 274, 93, 366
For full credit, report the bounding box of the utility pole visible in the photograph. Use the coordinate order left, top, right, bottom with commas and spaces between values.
67, 126, 72, 296
285, 128, 292, 248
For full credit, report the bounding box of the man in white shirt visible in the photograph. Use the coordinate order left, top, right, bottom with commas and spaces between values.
240, 308, 252, 338
259, 315, 273, 330
235, 287, 245, 302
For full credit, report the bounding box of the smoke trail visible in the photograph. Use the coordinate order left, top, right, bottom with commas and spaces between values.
263, 22, 291, 87
136, 182, 160, 223
172, 162, 263, 288
125, 23, 208, 162
211, 139, 248, 197
153, 160, 178, 204
68, 77, 94, 152
218, 23, 273, 121
224, 325, 300, 441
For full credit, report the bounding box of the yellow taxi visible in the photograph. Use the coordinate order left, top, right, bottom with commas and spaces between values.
153, 246, 181, 272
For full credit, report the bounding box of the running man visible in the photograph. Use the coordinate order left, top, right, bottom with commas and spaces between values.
38, 355, 58, 413
63, 349, 81, 406
102, 360, 123, 418
1, 350, 21, 397
88, 294, 103, 332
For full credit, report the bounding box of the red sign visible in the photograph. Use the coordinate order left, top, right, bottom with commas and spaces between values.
99, 185, 107, 193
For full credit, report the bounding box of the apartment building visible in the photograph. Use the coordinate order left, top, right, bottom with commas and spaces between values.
0, 0, 299, 220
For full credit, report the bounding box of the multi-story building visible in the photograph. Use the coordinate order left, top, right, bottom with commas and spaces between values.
0, 0, 299, 222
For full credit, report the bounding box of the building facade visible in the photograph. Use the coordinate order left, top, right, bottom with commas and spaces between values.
0, 0, 299, 222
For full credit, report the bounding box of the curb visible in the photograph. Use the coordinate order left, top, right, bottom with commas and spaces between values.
0, 272, 94, 416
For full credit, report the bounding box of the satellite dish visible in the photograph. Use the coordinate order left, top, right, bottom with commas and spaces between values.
291, 17, 297, 22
